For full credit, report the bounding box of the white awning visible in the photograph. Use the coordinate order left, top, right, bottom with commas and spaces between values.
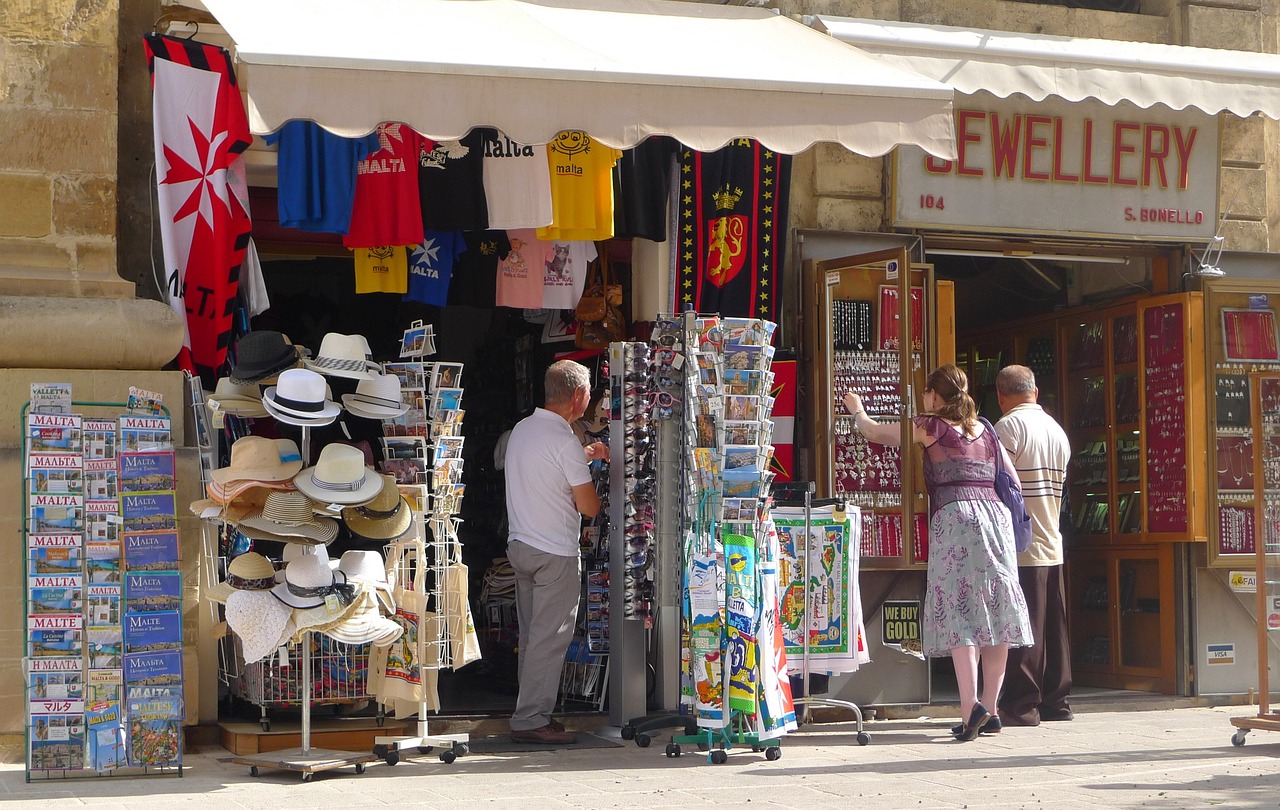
200, 0, 957, 159
810, 15, 1280, 120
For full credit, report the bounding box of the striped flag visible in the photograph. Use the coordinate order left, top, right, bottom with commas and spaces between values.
144, 34, 252, 385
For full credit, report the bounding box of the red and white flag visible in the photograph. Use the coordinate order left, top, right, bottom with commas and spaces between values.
145, 34, 252, 384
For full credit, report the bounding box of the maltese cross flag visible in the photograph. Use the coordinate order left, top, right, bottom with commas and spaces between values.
145, 34, 252, 385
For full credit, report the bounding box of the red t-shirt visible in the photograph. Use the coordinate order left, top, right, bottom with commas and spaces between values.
343, 123, 431, 248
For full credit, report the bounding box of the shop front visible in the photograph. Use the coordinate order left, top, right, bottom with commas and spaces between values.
794, 15, 1280, 704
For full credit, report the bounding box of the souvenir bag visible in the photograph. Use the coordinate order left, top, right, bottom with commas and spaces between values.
575, 250, 625, 350
438, 523, 482, 668
979, 417, 1033, 552
368, 539, 441, 717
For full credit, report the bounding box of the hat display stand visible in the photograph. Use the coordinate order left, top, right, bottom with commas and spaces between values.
369, 347, 472, 767
230, 424, 380, 781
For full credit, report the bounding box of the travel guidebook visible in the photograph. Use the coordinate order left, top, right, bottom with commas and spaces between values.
28, 534, 82, 576
122, 532, 179, 572
28, 577, 83, 615
87, 584, 122, 626
29, 710, 85, 771
28, 660, 84, 702
125, 694, 182, 767
118, 452, 176, 494
87, 626, 124, 669
87, 668, 122, 703
26, 412, 82, 455
83, 418, 118, 462
123, 649, 182, 686
29, 493, 84, 533
86, 541, 122, 584
123, 611, 181, 655
30, 382, 73, 415
120, 494, 176, 534
125, 572, 181, 613
29, 459, 84, 495
118, 415, 171, 453
86, 701, 125, 771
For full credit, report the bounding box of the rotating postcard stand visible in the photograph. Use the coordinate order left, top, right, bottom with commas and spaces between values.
232, 425, 379, 782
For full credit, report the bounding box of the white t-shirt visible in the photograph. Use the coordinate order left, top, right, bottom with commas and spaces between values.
483, 134, 553, 229
541, 240, 598, 309
504, 408, 592, 557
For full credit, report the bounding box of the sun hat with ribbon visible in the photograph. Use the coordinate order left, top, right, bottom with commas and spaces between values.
211, 437, 304, 486
262, 368, 341, 426
207, 377, 269, 419
319, 587, 403, 647
334, 549, 396, 613
293, 443, 383, 505
205, 477, 295, 507
238, 491, 339, 546
226, 589, 295, 664
207, 552, 277, 605
229, 331, 300, 385
271, 552, 355, 610
341, 373, 409, 420
274, 541, 338, 583
342, 475, 414, 541
304, 333, 380, 380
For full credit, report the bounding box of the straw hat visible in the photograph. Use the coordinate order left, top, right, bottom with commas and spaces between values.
238, 491, 339, 546
319, 588, 403, 647
205, 477, 296, 507
226, 589, 294, 664
304, 333, 380, 380
229, 331, 300, 385
211, 437, 304, 486
206, 552, 277, 605
341, 373, 409, 420
293, 443, 382, 505
262, 368, 340, 426
207, 377, 269, 419
342, 475, 413, 541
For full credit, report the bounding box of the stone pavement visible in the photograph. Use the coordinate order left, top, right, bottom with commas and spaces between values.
2, 705, 1278, 809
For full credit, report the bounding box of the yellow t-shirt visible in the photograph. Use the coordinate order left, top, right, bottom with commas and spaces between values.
352, 246, 409, 294
537, 132, 621, 242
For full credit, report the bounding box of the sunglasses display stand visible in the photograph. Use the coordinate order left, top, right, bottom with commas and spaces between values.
230, 426, 381, 782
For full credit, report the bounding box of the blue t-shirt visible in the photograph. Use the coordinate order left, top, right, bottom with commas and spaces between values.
263, 121, 381, 234
405, 232, 467, 306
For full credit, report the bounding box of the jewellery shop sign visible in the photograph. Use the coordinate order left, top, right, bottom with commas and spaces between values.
891, 93, 1219, 241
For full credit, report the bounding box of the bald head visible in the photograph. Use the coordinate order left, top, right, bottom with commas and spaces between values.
996, 364, 1037, 413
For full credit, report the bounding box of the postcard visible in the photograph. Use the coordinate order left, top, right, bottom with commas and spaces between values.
381, 436, 429, 460
723, 369, 764, 398
695, 317, 723, 352
86, 701, 125, 771
723, 444, 761, 472
123, 531, 179, 572
87, 626, 123, 669
27, 412, 82, 454
384, 408, 428, 438
432, 457, 465, 488
693, 447, 720, 491
87, 584, 122, 625
381, 455, 428, 485
434, 483, 466, 514
83, 418, 118, 461
119, 452, 176, 494
126, 386, 165, 417
29, 580, 83, 616
724, 344, 764, 372
695, 414, 718, 448
87, 669, 122, 703
120, 495, 176, 534
430, 362, 464, 393
126, 694, 183, 766
29, 535, 82, 576
397, 483, 429, 513
125, 572, 181, 613
118, 415, 172, 453
431, 387, 464, 416
30, 382, 73, 415
29, 711, 85, 771
124, 611, 181, 655
384, 362, 428, 391
399, 320, 430, 359
434, 435, 465, 460
123, 649, 182, 686
722, 317, 774, 347
723, 420, 761, 446
724, 395, 759, 423
720, 497, 759, 523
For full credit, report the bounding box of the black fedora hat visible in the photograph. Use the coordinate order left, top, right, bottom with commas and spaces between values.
229, 331, 300, 384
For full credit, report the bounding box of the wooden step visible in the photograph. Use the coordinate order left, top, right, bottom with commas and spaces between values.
218, 717, 412, 756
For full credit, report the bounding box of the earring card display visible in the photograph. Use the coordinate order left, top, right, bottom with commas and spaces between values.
876, 285, 923, 352
24, 401, 182, 779
1221, 308, 1279, 362
1142, 302, 1190, 535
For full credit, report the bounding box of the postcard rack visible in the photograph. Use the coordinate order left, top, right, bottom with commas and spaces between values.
22, 396, 183, 781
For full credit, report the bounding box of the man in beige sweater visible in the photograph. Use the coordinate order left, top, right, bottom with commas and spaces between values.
994, 365, 1073, 727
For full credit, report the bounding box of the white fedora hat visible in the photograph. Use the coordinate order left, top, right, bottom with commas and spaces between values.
226, 589, 294, 664
271, 553, 352, 609
341, 373, 409, 420
335, 549, 396, 613
274, 542, 338, 584
263, 367, 340, 423
238, 491, 339, 546
304, 333, 379, 380
293, 443, 382, 505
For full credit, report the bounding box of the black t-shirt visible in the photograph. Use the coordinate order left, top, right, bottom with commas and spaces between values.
612, 136, 678, 242
447, 230, 511, 307
419, 128, 490, 231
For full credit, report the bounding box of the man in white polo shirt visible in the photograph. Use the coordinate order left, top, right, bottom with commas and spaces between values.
505, 359, 608, 744
994, 365, 1073, 727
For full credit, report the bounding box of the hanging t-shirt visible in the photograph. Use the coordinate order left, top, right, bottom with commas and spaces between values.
344, 122, 430, 249
263, 121, 381, 234
352, 246, 409, 294
418, 129, 489, 232
613, 136, 678, 242
448, 230, 510, 307
541, 240, 598, 309
482, 131, 553, 230
496, 229, 550, 309
404, 232, 468, 306
537, 131, 621, 242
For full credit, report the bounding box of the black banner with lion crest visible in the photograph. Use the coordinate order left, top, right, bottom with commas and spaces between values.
676, 140, 791, 321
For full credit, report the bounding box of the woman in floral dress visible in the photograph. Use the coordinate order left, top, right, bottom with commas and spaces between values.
844, 364, 1032, 741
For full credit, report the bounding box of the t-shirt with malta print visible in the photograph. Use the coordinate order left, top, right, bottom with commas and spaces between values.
418, 129, 489, 232
496, 229, 550, 309
540, 240, 598, 310
344, 123, 430, 249
352, 246, 409, 294
537, 131, 621, 242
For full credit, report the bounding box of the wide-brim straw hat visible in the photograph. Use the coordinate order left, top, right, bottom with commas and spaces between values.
319, 589, 403, 647
207, 377, 269, 419
206, 551, 277, 605
290, 581, 366, 641
211, 437, 304, 486
226, 589, 294, 664
205, 478, 296, 507
238, 491, 339, 546
342, 475, 413, 541
293, 443, 382, 506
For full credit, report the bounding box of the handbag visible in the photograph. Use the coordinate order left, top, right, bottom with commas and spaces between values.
979, 417, 1033, 552
573, 248, 617, 323
575, 249, 625, 350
